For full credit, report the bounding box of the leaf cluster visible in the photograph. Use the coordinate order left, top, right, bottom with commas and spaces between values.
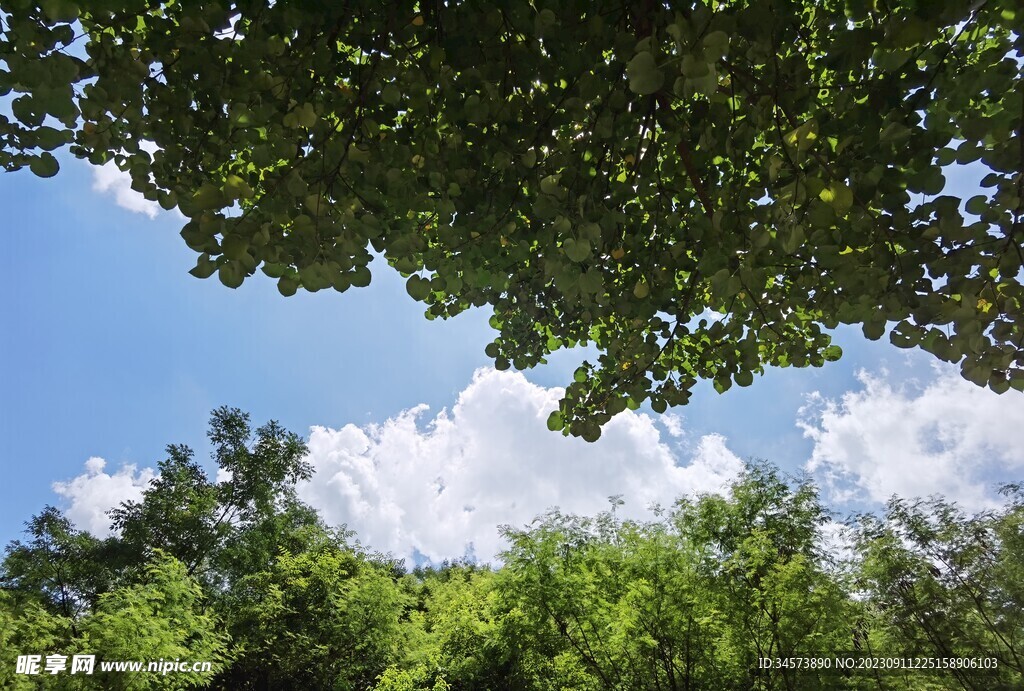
2, 1, 1023, 437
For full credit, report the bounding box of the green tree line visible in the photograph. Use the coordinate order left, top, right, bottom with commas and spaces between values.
2, 408, 1022, 690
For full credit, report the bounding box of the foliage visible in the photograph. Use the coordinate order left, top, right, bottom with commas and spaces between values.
2, 506, 114, 618
402, 565, 522, 690
2, 411, 1023, 690
109, 406, 311, 582
498, 466, 855, 689
76, 553, 231, 690
672, 465, 855, 689
0, 592, 73, 690
852, 490, 1024, 690
2, 2, 1023, 438
373, 666, 451, 691
221, 543, 408, 690
0, 553, 228, 691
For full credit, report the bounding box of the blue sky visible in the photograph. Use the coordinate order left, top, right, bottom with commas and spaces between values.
2, 154, 1022, 560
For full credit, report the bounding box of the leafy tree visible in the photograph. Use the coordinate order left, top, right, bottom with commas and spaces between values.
109, 406, 311, 582
674, 464, 857, 690
603, 514, 739, 688
498, 512, 616, 689
497, 467, 857, 690
1, 507, 115, 620
395, 565, 516, 691
0, 591, 74, 690
3, 402, 1024, 691
1, 553, 228, 691
76, 553, 231, 691
2, 2, 1022, 438
852, 491, 1024, 690
211, 492, 325, 593
220, 540, 408, 691
1, 408, 409, 690
108, 444, 222, 578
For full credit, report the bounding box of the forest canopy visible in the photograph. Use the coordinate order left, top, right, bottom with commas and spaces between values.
2, 409, 1023, 690
1, 1, 1023, 438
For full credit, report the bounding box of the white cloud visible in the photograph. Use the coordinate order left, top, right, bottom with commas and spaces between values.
52, 457, 155, 537
48, 370, 744, 561
800, 367, 1024, 511
90, 141, 164, 218
92, 162, 160, 218
298, 368, 743, 564
698, 307, 725, 323
661, 412, 686, 438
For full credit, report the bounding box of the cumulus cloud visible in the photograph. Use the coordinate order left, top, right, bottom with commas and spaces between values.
52, 457, 155, 537
298, 368, 744, 563
90, 141, 166, 218
49, 370, 744, 561
800, 367, 1024, 511
92, 163, 161, 218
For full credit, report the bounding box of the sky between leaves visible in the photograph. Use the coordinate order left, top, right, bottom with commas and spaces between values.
1, 155, 1023, 563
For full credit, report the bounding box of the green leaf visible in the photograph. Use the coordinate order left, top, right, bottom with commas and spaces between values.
862, 320, 885, 341
935, 148, 956, 166
702, 31, 729, 60
784, 120, 818, 152
218, 261, 244, 289
781, 225, 805, 254
34, 126, 70, 151
381, 84, 401, 105
192, 184, 224, 210
563, 238, 591, 262
406, 275, 431, 301
189, 255, 217, 279
819, 182, 853, 215
626, 52, 664, 95
580, 422, 601, 442
540, 175, 561, 196
956, 141, 982, 164
534, 8, 556, 36
284, 102, 317, 129
965, 195, 988, 216
688, 64, 719, 97
546, 410, 564, 431
29, 153, 59, 178
224, 174, 254, 200
278, 276, 298, 296
874, 48, 910, 72
681, 55, 709, 78
40, 0, 79, 22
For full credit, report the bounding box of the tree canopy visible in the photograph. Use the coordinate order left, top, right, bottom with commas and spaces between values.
3, 409, 1023, 689
1, 0, 1022, 438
